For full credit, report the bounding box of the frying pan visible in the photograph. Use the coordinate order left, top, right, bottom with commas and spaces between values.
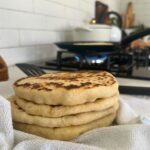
55, 28, 150, 54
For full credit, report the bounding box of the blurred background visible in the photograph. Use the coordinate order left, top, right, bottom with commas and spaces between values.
0, 0, 150, 84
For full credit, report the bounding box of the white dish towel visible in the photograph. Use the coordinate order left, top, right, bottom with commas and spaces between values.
0, 95, 150, 150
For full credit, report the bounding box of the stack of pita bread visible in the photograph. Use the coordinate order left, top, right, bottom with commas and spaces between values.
11, 71, 119, 141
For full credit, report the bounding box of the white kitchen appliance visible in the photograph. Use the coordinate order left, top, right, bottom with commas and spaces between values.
73, 24, 122, 43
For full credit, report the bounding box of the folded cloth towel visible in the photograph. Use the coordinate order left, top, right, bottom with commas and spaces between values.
0, 95, 150, 150
0, 96, 14, 150
116, 95, 150, 124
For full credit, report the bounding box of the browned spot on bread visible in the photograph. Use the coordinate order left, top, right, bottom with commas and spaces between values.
46, 82, 63, 87
64, 85, 81, 89
32, 83, 41, 89
14, 71, 117, 91
16, 83, 31, 87
14, 77, 31, 86
38, 87, 52, 91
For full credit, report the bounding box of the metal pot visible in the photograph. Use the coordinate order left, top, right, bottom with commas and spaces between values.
73, 24, 122, 42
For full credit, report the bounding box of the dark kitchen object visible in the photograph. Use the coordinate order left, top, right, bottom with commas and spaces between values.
56, 42, 118, 53
55, 28, 150, 53
45, 50, 134, 75
122, 28, 150, 47
101, 11, 126, 39
16, 63, 45, 76
95, 1, 108, 23
119, 86, 150, 95
0, 56, 8, 81
102, 11, 123, 29
95, 1, 122, 28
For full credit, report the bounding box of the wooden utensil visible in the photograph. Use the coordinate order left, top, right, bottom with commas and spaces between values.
124, 2, 135, 29
0, 56, 8, 81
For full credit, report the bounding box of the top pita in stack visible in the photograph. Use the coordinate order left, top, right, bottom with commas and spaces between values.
13, 71, 118, 105
12, 71, 119, 140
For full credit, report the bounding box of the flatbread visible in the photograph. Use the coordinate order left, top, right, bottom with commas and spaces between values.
13, 71, 118, 106
14, 94, 118, 117
13, 113, 116, 141
11, 100, 118, 128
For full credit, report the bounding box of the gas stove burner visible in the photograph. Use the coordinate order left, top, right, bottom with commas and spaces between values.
74, 54, 108, 65
45, 50, 134, 76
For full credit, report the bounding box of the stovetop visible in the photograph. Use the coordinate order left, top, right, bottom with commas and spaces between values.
32, 49, 150, 80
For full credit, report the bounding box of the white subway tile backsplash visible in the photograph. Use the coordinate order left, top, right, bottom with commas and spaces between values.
65, 7, 81, 20
85, 0, 95, 4
64, 0, 79, 8
78, 12, 91, 22
80, 1, 92, 12
45, 17, 68, 31
0, 0, 33, 12
0, 8, 89, 31
33, 0, 66, 18
0, 9, 46, 29
99, 0, 120, 12
0, 9, 68, 31
20, 30, 58, 46
134, 0, 150, 3
0, 29, 19, 48
0, 0, 97, 65
67, 20, 83, 30
0, 45, 58, 65
50, 0, 80, 9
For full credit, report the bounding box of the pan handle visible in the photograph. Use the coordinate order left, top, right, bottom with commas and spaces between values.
121, 28, 150, 48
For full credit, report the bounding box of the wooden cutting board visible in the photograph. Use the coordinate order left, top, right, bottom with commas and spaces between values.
124, 2, 135, 29
0, 56, 8, 81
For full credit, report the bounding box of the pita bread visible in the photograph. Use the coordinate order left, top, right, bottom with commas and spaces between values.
13, 71, 118, 106
11, 100, 118, 128
14, 94, 118, 117
13, 113, 116, 141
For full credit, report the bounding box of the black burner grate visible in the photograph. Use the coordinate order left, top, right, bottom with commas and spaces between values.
44, 50, 134, 76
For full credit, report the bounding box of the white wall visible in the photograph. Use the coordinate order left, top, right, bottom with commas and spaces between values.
0, 0, 95, 65
120, 0, 150, 27
99, 0, 120, 12
96, 0, 121, 12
